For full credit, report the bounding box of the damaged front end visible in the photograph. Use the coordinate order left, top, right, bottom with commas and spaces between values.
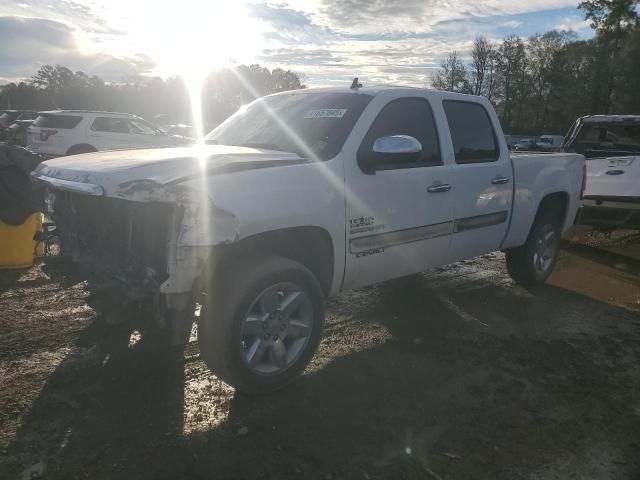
41, 175, 239, 343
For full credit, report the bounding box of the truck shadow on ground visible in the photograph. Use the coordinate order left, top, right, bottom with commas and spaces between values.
3, 262, 640, 480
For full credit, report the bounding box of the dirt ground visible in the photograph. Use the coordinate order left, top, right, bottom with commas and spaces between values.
1, 230, 640, 480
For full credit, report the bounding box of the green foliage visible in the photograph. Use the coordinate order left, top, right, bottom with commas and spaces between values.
0, 63, 305, 129
432, 0, 640, 135
579, 0, 639, 32
431, 52, 471, 93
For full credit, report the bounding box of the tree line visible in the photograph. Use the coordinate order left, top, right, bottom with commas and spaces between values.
0, 64, 305, 129
432, 0, 640, 135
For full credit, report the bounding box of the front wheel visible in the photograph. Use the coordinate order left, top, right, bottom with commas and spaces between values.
198, 255, 325, 394
506, 211, 561, 286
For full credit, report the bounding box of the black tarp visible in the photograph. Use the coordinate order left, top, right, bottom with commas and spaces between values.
0, 145, 46, 225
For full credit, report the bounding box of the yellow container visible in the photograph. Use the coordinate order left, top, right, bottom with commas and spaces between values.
0, 213, 44, 269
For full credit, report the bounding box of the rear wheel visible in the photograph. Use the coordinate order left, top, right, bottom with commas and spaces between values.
506, 211, 561, 286
198, 255, 325, 394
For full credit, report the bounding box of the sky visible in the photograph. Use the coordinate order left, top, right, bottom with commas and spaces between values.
0, 0, 593, 87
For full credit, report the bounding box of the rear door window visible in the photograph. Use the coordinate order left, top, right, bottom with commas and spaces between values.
443, 101, 499, 163
33, 114, 82, 129
91, 117, 131, 134
128, 119, 160, 135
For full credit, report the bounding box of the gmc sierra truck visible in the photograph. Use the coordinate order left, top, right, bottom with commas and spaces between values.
34, 86, 585, 393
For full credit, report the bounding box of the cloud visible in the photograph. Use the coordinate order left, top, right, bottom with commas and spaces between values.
0, 0, 119, 34
0, 1, 595, 88
319, 0, 431, 30
0, 16, 154, 83
248, 2, 333, 44
502, 20, 523, 28
318, 0, 578, 33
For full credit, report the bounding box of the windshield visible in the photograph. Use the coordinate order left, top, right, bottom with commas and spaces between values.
205, 92, 373, 160
129, 119, 162, 135
0, 112, 17, 123
571, 122, 640, 157
539, 137, 551, 144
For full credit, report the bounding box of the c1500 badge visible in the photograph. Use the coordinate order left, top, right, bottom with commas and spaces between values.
349, 216, 385, 234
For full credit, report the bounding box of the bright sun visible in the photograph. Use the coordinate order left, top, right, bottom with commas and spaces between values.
100, 1, 262, 140
101, 1, 261, 75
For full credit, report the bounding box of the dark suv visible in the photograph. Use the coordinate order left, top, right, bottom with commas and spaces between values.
0, 110, 38, 131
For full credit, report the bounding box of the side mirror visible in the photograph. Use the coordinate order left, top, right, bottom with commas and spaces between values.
373, 135, 422, 155
360, 135, 422, 174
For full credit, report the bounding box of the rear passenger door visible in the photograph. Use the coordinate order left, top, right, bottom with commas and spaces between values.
89, 117, 135, 150
443, 100, 513, 263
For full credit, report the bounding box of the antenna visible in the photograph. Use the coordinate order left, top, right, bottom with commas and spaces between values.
350, 77, 363, 90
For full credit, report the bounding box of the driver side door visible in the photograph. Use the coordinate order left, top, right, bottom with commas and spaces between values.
342, 96, 455, 290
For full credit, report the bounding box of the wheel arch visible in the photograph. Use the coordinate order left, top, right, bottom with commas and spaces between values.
66, 143, 97, 155
535, 191, 569, 227
207, 226, 335, 297
503, 189, 570, 250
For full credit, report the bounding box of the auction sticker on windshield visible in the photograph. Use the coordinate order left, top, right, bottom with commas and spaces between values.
304, 109, 347, 119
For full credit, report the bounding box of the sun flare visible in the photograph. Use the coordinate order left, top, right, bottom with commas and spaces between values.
99, 1, 262, 140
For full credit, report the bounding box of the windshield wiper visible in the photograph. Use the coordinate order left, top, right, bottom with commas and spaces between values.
237, 142, 286, 151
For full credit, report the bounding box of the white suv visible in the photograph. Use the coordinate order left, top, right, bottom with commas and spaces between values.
27, 110, 188, 157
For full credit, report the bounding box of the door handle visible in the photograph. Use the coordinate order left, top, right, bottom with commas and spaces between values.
427, 183, 451, 193
491, 176, 510, 185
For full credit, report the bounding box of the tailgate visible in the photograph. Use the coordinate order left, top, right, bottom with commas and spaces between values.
585, 156, 640, 199
27, 127, 65, 155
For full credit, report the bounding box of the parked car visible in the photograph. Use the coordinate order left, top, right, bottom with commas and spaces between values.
34, 86, 585, 393
504, 134, 517, 149
27, 110, 188, 157
513, 138, 539, 151
165, 124, 198, 140
504, 134, 529, 150
564, 115, 640, 230
0, 119, 34, 146
536, 134, 564, 152
0, 110, 37, 131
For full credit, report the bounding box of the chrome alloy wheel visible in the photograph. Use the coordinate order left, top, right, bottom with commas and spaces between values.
533, 224, 557, 276
240, 282, 313, 376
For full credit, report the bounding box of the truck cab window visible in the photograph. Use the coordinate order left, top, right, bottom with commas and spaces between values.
443, 101, 499, 163
358, 97, 442, 170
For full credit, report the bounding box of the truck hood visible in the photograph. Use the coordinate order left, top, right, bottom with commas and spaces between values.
585, 155, 639, 198
33, 145, 308, 196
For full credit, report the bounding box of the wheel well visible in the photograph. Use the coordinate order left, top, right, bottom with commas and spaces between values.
536, 192, 569, 226
66, 144, 96, 155
212, 227, 335, 297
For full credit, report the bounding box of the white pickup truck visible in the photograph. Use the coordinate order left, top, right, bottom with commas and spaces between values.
34, 86, 585, 393
564, 115, 640, 230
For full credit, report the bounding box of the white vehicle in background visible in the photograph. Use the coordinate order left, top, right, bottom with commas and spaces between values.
27, 110, 188, 157
564, 115, 640, 230
34, 86, 585, 393
513, 138, 539, 151
536, 134, 564, 152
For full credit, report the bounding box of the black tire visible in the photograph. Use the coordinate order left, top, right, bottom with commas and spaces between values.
506, 210, 561, 286
198, 255, 325, 394
66, 144, 97, 156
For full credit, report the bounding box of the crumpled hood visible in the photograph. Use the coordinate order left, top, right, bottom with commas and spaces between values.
585, 155, 639, 198
34, 145, 306, 196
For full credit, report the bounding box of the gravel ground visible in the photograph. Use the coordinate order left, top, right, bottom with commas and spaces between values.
1, 231, 640, 480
